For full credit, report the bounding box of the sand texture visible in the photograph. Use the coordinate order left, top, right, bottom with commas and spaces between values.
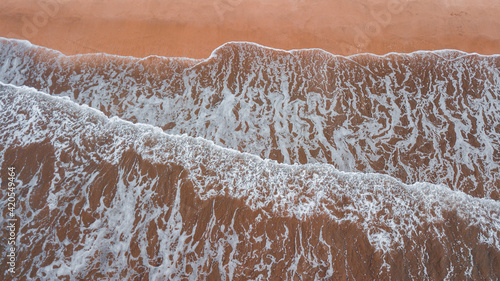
1, 0, 499, 279
0, 38, 499, 279
1, 0, 499, 58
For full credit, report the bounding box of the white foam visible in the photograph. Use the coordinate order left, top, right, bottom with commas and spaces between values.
1, 38, 497, 199
1, 83, 499, 258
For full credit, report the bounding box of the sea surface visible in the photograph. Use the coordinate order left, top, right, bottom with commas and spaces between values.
0, 38, 499, 280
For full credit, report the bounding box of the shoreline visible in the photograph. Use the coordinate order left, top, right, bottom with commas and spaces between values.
3, 37, 498, 64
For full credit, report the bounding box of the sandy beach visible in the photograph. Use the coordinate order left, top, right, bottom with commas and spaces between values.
1, 1, 500, 279
1, 0, 499, 58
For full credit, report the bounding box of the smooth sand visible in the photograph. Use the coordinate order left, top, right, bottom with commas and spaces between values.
1, 0, 499, 58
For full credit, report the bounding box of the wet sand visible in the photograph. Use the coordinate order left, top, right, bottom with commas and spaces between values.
1, 38, 499, 199
1, 0, 499, 58
1, 1, 500, 278
1, 84, 499, 279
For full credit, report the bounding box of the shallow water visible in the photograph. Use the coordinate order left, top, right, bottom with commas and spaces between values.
0, 38, 499, 279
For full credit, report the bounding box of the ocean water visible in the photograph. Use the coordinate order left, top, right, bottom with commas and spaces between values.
0, 38, 499, 279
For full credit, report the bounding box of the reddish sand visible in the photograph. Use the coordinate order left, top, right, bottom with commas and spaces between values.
0, 0, 499, 58
1, 93, 499, 279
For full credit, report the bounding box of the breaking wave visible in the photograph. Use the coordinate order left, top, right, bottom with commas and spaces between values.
0, 38, 499, 279
1, 83, 499, 279
0, 38, 498, 199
